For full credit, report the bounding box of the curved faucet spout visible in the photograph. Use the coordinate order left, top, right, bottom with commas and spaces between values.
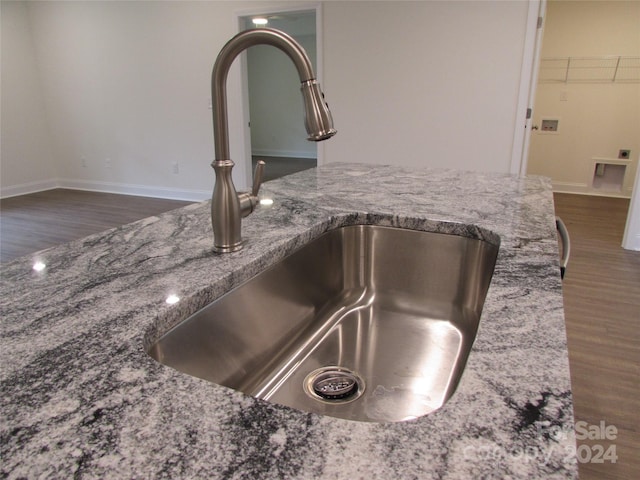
212, 28, 336, 161
210, 28, 336, 253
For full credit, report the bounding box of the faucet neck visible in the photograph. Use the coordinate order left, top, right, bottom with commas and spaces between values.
209, 28, 335, 253
211, 28, 316, 161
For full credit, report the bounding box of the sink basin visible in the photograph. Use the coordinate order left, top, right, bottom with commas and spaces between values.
147, 225, 499, 422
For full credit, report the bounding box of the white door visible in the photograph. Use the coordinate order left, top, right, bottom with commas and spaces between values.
511, 0, 547, 176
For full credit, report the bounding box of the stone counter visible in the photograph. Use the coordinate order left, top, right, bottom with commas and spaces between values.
0, 163, 577, 479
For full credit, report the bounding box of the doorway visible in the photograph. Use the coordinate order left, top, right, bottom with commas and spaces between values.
525, 0, 640, 249
525, 1, 639, 197
238, 8, 319, 183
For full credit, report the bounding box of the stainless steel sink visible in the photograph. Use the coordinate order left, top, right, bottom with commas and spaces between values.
147, 225, 499, 422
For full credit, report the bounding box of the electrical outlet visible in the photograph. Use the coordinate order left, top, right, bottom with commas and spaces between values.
172, 161, 179, 174
619, 149, 630, 160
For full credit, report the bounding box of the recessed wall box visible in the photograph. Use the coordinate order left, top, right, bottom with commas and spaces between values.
619, 149, 630, 159
592, 159, 627, 192
541, 119, 559, 132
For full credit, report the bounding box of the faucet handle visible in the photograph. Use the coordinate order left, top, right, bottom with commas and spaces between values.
252, 160, 266, 197
239, 160, 266, 218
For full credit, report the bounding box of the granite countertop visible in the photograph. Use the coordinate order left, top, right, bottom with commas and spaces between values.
1, 163, 577, 479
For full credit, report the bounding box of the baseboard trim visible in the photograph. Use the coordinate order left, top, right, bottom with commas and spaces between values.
58, 179, 210, 202
252, 149, 316, 160
0, 179, 59, 199
552, 181, 632, 199
1, 178, 210, 202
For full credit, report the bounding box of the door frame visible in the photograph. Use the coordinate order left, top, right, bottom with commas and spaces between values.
233, 3, 324, 188
510, 0, 546, 176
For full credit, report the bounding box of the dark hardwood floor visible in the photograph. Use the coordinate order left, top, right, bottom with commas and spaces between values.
0, 189, 191, 263
0, 188, 638, 478
554, 193, 639, 480
0, 158, 309, 264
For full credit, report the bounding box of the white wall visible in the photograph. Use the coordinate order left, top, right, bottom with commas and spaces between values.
0, 1, 56, 196
623, 156, 640, 250
527, 0, 640, 197
323, 0, 529, 173
1, 0, 532, 199
21, 0, 270, 200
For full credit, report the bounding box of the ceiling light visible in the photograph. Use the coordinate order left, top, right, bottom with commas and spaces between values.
252, 18, 268, 26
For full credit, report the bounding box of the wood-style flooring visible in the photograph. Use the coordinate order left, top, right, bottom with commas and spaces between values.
0, 189, 191, 263
554, 193, 639, 480
0, 157, 310, 263
1, 188, 638, 479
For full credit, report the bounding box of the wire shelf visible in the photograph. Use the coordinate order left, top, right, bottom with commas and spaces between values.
539, 56, 640, 83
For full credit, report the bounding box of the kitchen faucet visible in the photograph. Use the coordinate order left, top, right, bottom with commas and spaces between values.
210, 28, 337, 252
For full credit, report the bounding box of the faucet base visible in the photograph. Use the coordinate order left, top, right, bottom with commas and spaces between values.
213, 242, 243, 254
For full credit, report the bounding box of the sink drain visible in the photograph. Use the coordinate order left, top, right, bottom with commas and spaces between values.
304, 367, 364, 403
